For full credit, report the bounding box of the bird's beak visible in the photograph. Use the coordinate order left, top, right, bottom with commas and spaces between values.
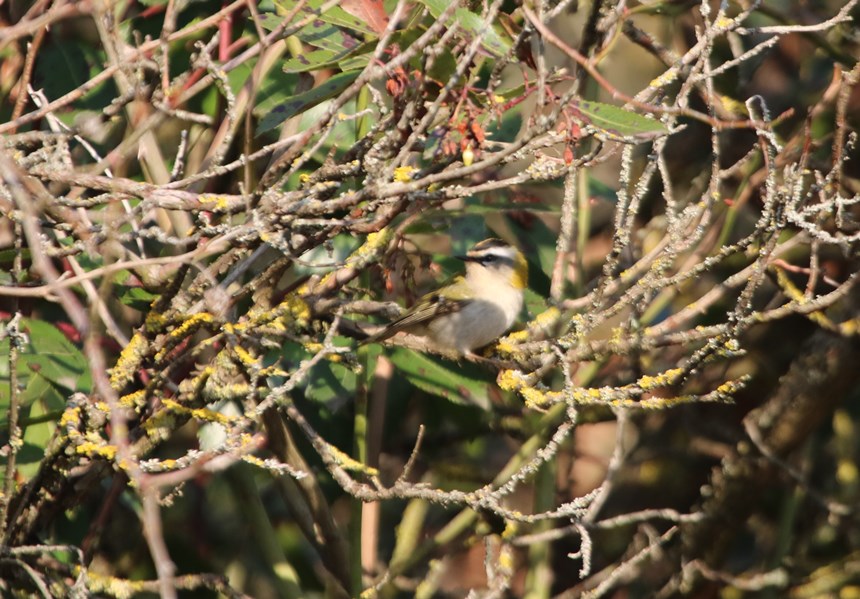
456, 254, 478, 262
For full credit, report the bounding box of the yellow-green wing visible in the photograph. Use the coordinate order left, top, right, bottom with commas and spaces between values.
364, 277, 472, 344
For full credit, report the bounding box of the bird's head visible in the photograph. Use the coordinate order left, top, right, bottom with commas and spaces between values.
458, 238, 528, 291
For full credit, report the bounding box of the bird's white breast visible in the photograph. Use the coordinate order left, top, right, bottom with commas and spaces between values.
426, 279, 523, 353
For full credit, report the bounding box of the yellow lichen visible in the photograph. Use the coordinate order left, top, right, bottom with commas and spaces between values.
82, 570, 146, 599
522, 386, 557, 408
328, 444, 379, 476
839, 318, 858, 336
199, 195, 230, 211
649, 70, 678, 88
362, 228, 395, 254
569, 387, 606, 404
154, 312, 215, 361
248, 292, 312, 329
142, 410, 177, 438
203, 380, 253, 402
119, 389, 146, 408
169, 312, 214, 338
506, 329, 530, 343
233, 345, 259, 366
259, 364, 289, 377
773, 266, 804, 301
497, 369, 561, 408
634, 395, 694, 409
495, 323, 537, 355
497, 369, 525, 392
502, 521, 518, 539
534, 306, 560, 328
243, 455, 265, 468
609, 326, 625, 348
393, 166, 416, 182
143, 310, 166, 333
494, 341, 518, 355
192, 406, 231, 424
638, 460, 662, 485
185, 366, 214, 393
637, 368, 684, 391
836, 458, 858, 485
719, 95, 748, 116
75, 441, 118, 460
60, 406, 81, 428
161, 398, 233, 425
110, 333, 148, 389
839, 586, 860, 599
714, 15, 734, 29
498, 549, 514, 570
714, 378, 746, 396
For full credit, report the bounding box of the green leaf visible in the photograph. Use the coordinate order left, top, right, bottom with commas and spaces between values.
426, 47, 458, 85
22, 368, 66, 410
0, 318, 92, 414
245, 60, 299, 119
0, 248, 31, 264
449, 215, 490, 255
298, 20, 363, 55
33, 41, 90, 100
282, 47, 349, 73
338, 53, 372, 72
277, 339, 359, 406
282, 41, 372, 74
118, 285, 160, 311
0, 319, 86, 483
292, 22, 445, 75
417, 0, 513, 58
573, 100, 669, 141
494, 83, 526, 101
305, 361, 357, 404
16, 375, 66, 480
388, 348, 491, 408
257, 69, 362, 134
271, 0, 378, 37
485, 111, 523, 144
261, 2, 366, 57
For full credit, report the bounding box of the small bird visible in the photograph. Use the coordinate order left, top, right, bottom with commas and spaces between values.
364, 238, 528, 356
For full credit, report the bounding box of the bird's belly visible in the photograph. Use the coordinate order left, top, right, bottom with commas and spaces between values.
426, 299, 515, 353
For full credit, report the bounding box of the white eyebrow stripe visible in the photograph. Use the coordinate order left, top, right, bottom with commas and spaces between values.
468, 248, 516, 264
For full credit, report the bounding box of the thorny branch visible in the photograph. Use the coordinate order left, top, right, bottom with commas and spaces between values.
1, 0, 858, 596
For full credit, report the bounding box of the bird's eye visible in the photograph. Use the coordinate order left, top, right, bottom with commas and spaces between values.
478, 254, 514, 267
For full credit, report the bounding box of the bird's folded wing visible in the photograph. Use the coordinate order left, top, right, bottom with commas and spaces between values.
384, 293, 469, 331
362, 277, 473, 345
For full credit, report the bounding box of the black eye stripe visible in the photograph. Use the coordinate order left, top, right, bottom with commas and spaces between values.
479, 255, 514, 266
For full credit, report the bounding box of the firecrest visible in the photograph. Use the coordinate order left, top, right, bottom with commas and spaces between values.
364, 238, 528, 356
